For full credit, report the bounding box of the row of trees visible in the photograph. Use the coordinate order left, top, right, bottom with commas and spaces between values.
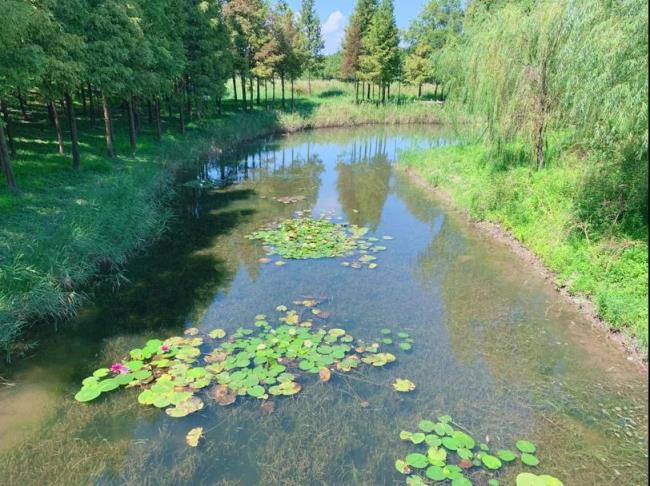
0, 0, 326, 190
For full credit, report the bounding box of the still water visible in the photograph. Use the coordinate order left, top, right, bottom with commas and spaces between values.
0, 126, 647, 485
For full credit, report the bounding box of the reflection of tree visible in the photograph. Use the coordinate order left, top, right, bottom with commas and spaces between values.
336, 137, 391, 230
392, 170, 442, 224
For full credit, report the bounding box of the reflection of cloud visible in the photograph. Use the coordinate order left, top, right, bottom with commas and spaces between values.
322, 10, 345, 55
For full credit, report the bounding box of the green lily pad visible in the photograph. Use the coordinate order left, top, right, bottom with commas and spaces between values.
405, 453, 429, 469
481, 454, 502, 470
426, 465, 446, 481
516, 473, 563, 486
406, 475, 425, 486
516, 440, 536, 454
97, 378, 120, 392
521, 453, 539, 466
497, 449, 517, 462
395, 459, 410, 474
418, 420, 436, 433
247, 385, 266, 398
451, 477, 472, 486
427, 446, 447, 466
399, 342, 412, 351
92, 368, 110, 378
74, 387, 101, 402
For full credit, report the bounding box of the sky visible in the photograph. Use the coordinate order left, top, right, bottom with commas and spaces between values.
285, 0, 427, 55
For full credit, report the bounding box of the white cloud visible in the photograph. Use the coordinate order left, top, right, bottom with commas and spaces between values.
322, 10, 346, 54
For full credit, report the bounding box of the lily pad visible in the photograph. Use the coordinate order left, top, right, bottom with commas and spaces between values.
395, 459, 410, 474
481, 454, 502, 470
521, 453, 540, 466
74, 387, 101, 402
405, 452, 429, 469
516, 440, 536, 454
497, 449, 517, 462
186, 427, 203, 447
392, 378, 416, 392
418, 420, 436, 433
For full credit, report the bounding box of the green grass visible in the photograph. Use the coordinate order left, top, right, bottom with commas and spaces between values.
0, 81, 442, 355
399, 143, 648, 354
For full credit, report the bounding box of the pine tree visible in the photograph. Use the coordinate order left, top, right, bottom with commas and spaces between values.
299, 0, 324, 95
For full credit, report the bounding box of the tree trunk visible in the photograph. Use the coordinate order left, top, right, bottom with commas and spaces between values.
126, 97, 137, 151
256, 77, 260, 106
64, 92, 80, 170
433, 83, 438, 100
167, 96, 173, 123
0, 111, 17, 191
87, 82, 95, 127
47, 102, 55, 127
80, 85, 87, 115
249, 76, 254, 110
264, 80, 268, 110
147, 100, 153, 126
367, 83, 370, 100
51, 101, 64, 155
418, 83, 422, 98
102, 95, 114, 157
232, 74, 238, 102
387, 83, 391, 100
355, 80, 359, 103
272, 78, 276, 106
1, 100, 16, 157
240, 74, 247, 111
291, 78, 294, 111
308, 71, 311, 95
155, 99, 162, 140
280, 75, 285, 109
185, 77, 192, 120
17, 89, 27, 120
178, 93, 185, 134
134, 98, 140, 134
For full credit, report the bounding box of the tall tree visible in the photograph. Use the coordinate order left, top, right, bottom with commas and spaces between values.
341, 0, 377, 100
404, 43, 434, 97
299, 0, 324, 95
360, 0, 400, 102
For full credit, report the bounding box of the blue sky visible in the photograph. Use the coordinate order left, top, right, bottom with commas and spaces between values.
285, 0, 427, 54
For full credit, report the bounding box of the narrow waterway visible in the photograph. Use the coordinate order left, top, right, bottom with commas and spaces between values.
0, 125, 646, 485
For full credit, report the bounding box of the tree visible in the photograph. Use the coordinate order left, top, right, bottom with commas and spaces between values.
0, 0, 46, 189
299, 0, 324, 95
341, 0, 377, 100
404, 43, 433, 97
271, 1, 305, 109
360, 0, 400, 102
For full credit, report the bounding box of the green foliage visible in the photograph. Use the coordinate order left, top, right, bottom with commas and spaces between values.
361, 0, 401, 87
400, 142, 648, 351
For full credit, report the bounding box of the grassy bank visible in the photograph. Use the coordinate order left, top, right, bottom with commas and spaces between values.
0, 86, 441, 355
399, 143, 648, 355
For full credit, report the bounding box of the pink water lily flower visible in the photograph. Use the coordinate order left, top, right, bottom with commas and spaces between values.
110, 363, 129, 374
160, 344, 170, 352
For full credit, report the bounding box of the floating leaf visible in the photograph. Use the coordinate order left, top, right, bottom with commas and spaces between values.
405, 453, 429, 469
426, 466, 446, 481
395, 459, 410, 474
427, 446, 447, 466
318, 367, 331, 382
516, 473, 563, 486
392, 378, 416, 392
497, 449, 517, 462
406, 475, 426, 486
516, 440, 536, 454
74, 387, 101, 402
418, 420, 436, 433
451, 478, 472, 486
208, 328, 226, 339
481, 454, 502, 470
521, 453, 539, 466
186, 427, 203, 447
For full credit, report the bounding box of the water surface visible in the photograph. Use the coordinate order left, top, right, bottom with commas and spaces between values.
0, 125, 647, 485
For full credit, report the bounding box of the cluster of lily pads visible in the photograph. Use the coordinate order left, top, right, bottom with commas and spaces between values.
395, 415, 563, 486
75, 300, 401, 418
246, 213, 391, 269
379, 328, 414, 351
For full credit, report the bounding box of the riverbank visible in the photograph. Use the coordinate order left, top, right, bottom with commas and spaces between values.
0, 96, 442, 356
398, 144, 648, 360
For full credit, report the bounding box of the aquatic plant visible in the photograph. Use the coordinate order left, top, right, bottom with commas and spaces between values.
74, 300, 400, 419
246, 212, 391, 268
394, 415, 564, 485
